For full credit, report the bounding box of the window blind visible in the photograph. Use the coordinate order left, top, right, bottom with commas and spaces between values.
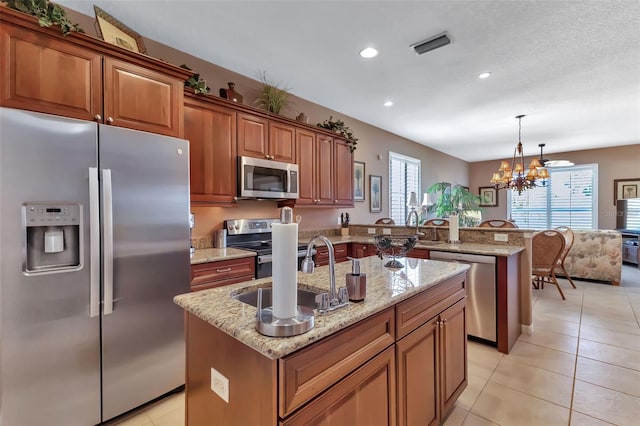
389, 152, 421, 224
509, 164, 598, 230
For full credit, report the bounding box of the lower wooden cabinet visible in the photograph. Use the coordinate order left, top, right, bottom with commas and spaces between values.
408, 248, 430, 259
281, 347, 396, 426
396, 298, 467, 425
314, 244, 349, 266
190, 257, 255, 291
350, 242, 377, 258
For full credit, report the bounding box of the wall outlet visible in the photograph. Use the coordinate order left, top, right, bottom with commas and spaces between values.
367, 228, 376, 234
494, 233, 508, 242
383, 228, 392, 235
211, 367, 229, 403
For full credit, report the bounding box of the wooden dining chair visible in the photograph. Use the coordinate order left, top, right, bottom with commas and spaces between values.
423, 218, 449, 226
531, 230, 567, 300
478, 219, 518, 228
554, 226, 576, 289
375, 217, 395, 225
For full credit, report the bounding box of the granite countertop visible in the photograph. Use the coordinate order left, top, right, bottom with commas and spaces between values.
190, 247, 256, 264
174, 256, 469, 359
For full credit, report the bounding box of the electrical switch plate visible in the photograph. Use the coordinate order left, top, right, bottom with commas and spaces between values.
383, 228, 392, 235
368, 228, 376, 234
494, 233, 508, 242
211, 367, 229, 403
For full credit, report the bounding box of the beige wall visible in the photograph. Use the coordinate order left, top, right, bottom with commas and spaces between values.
469, 144, 640, 229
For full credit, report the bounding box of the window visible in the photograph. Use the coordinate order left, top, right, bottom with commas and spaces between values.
389, 152, 421, 224
508, 164, 598, 229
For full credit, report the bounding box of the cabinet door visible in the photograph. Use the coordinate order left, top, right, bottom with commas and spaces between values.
334, 245, 349, 263
333, 139, 354, 206
0, 24, 102, 121
316, 135, 335, 205
351, 243, 367, 258
190, 258, 255, 291
408, 248, 430, 259
439, 298, 467, 418
185, 99, 237, 205
295, 128, 317, 205
270, 121, 296, 163
281, 347, 396, 426
238, 112, 269, 159
103, 57, 184, 137
396, 318, 439, 426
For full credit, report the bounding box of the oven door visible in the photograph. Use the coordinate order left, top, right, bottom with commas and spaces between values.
238, 156, 298, 199
256, 250, 307, 279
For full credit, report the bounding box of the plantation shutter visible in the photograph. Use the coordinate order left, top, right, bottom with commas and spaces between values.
389, 152, 421, 224
509, 164, 597, 230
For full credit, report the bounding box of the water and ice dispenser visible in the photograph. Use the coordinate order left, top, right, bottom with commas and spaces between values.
22, 202, 82, 274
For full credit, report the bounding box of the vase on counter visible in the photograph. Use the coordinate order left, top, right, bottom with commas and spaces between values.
219, 82, 243, 103
296, 112, 309, 124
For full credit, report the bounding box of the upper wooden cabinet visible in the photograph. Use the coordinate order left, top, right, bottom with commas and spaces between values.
237, 112, 295, 163
184, 94, 237, 205
334, 138, 354, 206
296, 130, 335, 206
0, 8, 189, 137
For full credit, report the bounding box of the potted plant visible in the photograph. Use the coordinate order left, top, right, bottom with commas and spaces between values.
254, 71, 291, 114
317, 116, 358, 153
425, 182, 483, 227
179, 64, 210, 94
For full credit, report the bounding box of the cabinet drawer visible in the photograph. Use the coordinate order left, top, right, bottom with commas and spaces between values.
396, 273, 466, 339
334, 244, 349, 262
190, 257, 255, 290
279, 308, 395, 417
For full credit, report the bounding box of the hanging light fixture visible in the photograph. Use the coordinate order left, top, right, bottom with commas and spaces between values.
490, 115, 549, 195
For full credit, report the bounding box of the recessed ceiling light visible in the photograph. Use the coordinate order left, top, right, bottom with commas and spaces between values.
478, 72, 492, 79
384, 101, 393, 107
359, 47, 378, 58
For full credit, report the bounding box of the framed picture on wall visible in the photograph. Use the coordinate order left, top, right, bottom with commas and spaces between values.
370, 175, 382, 213
478, 186, 498, 207
354, 161, 365, 201
614, 178, 640, 205
94, 6, 147, 54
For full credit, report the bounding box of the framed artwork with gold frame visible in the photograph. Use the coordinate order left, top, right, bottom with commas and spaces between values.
94, 6, 146, 54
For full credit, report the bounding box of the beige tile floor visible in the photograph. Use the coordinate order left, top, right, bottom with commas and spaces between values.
112, 265, 640, 426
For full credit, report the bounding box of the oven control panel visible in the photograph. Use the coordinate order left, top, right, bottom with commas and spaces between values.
225, 218, 280, 235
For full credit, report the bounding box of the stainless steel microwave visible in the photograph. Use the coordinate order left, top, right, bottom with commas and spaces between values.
238, 156, 299, 199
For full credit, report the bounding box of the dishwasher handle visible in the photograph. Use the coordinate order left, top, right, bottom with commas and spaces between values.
429, 251, 496, 264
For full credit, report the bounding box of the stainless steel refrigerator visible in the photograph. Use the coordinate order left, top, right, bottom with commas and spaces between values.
0, 107, 190, 425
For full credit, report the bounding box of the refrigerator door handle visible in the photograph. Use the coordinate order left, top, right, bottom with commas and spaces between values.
89, 167, 100, 318
103, 168, 114, 315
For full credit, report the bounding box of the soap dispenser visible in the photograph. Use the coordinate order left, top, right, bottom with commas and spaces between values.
345, 257, 366, 302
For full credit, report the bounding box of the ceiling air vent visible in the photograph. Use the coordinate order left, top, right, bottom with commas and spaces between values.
411, 33, 451, 55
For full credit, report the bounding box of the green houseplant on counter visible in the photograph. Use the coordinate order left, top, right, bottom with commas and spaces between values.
426, 182, 482, 227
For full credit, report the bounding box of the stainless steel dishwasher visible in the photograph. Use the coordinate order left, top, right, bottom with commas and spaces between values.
429, 251, 497, 343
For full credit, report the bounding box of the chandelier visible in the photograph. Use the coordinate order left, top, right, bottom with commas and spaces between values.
490, 115, 549, 195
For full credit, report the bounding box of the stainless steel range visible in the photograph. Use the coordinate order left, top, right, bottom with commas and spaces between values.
224, 218, 308, 279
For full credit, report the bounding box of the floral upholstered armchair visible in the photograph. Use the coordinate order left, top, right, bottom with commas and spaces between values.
562, 230, 622, 285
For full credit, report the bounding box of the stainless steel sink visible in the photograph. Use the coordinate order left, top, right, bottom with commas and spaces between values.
234, 286, 319, 309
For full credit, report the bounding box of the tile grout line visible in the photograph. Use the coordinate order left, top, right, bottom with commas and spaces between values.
566, 284, 585, 426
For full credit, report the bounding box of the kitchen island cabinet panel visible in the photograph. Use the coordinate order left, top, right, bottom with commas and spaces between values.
184, 95, 237, 205
281, 347, 396, 426
439, 298, 467, 417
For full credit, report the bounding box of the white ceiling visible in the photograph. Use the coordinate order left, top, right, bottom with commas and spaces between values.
57, 0, 640, 162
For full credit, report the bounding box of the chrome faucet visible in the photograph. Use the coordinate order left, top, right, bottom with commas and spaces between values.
300, 236, 349, 313
405, 209, 424, 236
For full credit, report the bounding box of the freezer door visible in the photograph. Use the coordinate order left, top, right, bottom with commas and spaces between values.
98, 125, 190, 421
0, 108, 101, 426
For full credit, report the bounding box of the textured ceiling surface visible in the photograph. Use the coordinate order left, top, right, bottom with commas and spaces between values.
56, 0, 640, 162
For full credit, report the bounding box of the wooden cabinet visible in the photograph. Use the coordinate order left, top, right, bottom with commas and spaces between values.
333, 138, 354, 206
0, 10, 188, 137
190, 257, 255, 291
238, 112, 295, 163
281, 347, 396, 426
295, 129, 334, 205
184, 95, 237, 205
408, 248, 430, 259
350, 242, 377, 258
314, 244, 349, 266
396, 279, 467, 425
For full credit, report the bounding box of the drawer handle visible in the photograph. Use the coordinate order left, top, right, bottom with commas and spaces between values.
216, 267, 232, 273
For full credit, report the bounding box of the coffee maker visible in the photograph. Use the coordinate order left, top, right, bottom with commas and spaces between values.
22, 202, 82, 274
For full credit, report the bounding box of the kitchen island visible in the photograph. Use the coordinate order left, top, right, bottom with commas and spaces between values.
175, 256, 469, 425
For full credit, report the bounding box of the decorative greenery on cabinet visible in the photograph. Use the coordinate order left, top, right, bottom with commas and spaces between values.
5, 0, 83, 34
179, 64, 210, 94
317, 116, 358, 153
254, 70, 291, 114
